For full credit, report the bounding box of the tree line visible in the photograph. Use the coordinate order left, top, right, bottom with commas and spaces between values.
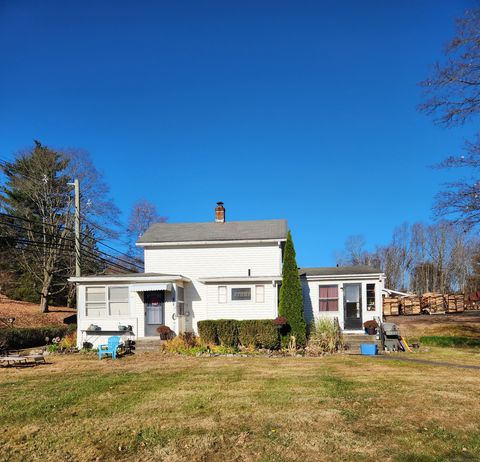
336, 221, 479, 295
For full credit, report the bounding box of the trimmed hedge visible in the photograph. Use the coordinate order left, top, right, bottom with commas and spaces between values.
198, 319, 280, 350
215, 319, 239, 347
0, 326, 68, 350
197, 320, 217, 345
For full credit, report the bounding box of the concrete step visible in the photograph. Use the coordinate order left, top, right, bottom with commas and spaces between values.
343, 334, 380, 354
135, 338, 162, 353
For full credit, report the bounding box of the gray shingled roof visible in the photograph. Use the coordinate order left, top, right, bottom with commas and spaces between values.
137, 219, 288, 244
299, 265, 383, 276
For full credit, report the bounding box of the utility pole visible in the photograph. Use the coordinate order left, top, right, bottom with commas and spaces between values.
68, 179, 81, 277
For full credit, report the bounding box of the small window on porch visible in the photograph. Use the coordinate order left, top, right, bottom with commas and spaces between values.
109, 286, 129, 316
86, 286, 106, 317
319, 285, 338, 312
367, 284, 376, 311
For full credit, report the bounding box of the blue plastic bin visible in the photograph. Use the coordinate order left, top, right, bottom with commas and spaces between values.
360, 343, 378, 355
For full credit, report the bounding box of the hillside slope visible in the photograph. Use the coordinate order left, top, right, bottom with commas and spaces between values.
0, 295, 76, 328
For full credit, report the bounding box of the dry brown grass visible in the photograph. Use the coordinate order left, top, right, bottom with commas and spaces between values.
0, 295, 75, 328
1, 350, 480, 462
385, 311, 480, 339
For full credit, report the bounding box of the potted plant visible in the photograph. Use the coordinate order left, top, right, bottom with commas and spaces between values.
363, 320, 378, 335
156, 325, 173, 340
273, 316, 288, 329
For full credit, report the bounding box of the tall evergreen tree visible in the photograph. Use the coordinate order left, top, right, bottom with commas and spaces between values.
278, 231, 306, 347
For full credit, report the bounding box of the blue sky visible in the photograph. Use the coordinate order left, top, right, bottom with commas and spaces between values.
0, 1, 476, 266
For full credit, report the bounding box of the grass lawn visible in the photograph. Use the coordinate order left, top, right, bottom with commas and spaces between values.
1, 351, 480, 462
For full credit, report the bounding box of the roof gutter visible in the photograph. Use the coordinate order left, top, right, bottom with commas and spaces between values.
136, 238, 287, 247
68, 275, 190, 283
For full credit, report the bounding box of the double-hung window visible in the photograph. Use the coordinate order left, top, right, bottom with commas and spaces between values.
319, 285, 339, 312
177, 286, 185, 315
255, 285, 265, 303
85, 286, 129, 317
108, 286, 129, 316
218, 286, 227, 304
85, 287, 107, 317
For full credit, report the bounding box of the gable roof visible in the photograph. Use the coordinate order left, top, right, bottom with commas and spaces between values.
137, 219, 288, 244
299, 265, 383, 276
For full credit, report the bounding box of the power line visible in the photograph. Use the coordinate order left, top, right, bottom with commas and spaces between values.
0, 156, 144, 266
5, 236, 136, 273
0, 213, 143, 270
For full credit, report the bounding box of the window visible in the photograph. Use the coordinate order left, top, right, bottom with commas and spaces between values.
177, 286, 185, 316
218, 286, 227, 304
232, 287, 251, 301
86, 286, 106, 317
109, 286, 129, 316
366, 284, 376, 311
255, 285, 265, 303
319, 285, 338, 312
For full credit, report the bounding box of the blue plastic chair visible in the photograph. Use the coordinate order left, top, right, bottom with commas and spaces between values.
98, 336, 121, 360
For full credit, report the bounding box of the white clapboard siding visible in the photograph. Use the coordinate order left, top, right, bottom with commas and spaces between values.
205, 283, 277, 320
301, 278, 383, 330
144, 242, 282, 331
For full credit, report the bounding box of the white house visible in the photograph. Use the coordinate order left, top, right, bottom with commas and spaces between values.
70, 203, 384, 348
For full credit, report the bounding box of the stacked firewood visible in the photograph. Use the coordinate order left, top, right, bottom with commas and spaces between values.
383, 297, 400, 316
383, 293, 468, 316
400, 296, 422, 315
445, 294, 465, 313
421, 293, 445, 314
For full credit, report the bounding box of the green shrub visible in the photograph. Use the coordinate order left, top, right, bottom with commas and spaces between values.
198, 319, 280, 350
0, 326, 68, 350
197, 320, 217, 345
420, 336, 480, 348
238, 320, 258, 347
255, 320, 280, 350
215, 319, 239, 347
66, 323, 77, 334
237, 320, 279, 350
306, 318, 344, 355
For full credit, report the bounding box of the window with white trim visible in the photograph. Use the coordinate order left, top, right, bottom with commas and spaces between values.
108, 286, 129, 316
255, 285, 265, 303
319, 285, 339, 312
218, 286, 227, 304
232, 287, 251, 301
85, 286, 107, 317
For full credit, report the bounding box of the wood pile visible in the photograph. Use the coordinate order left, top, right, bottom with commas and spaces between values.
421, 293, 445, 314
400, 296, 422, 315
383, 292, 469, 316
445, 294, 465, 313
383, 297, 400, 316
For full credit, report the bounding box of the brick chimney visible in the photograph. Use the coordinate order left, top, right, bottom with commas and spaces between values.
215, 202, 225, 223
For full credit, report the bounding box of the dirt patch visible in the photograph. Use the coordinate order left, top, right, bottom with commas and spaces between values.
0, 295, 76, 328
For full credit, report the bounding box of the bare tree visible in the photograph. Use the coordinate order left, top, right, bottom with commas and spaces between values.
126, 199, 166, 257
420, 7, 480, 229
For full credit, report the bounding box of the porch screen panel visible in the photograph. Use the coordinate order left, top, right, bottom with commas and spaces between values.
86, 286, 106, 317
319, 285, 338, 312
109, 286, 129, 316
